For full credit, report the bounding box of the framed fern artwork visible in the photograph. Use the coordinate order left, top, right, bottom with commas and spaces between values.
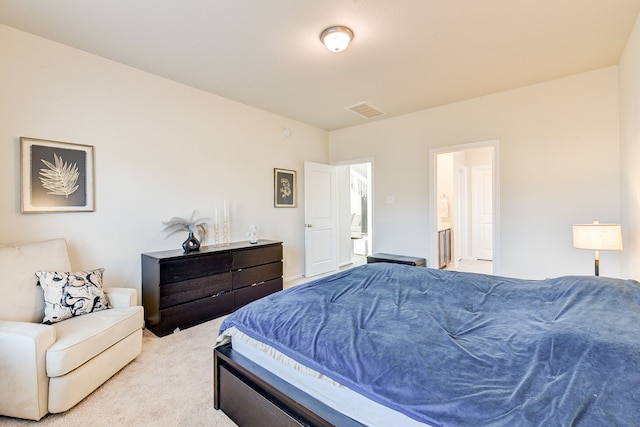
20, 137, 95, 213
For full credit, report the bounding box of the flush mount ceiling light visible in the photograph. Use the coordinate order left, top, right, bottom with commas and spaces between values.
320, 26, 354, 52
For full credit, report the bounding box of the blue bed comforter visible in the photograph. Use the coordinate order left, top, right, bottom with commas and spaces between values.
219, 263, 640, 426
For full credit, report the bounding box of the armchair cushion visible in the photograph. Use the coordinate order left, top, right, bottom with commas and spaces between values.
46, 305, 143, 377
0, 239, 71, 323
36, 268, 111, 324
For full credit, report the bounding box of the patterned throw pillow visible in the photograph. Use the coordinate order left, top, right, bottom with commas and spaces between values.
36, 268, 111, 324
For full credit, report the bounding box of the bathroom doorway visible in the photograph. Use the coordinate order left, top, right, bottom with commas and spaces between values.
430, 141, 500, 274
336, 160, 373, 268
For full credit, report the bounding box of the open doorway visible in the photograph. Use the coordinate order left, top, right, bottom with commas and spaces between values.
430, 141, 500, 274
336, 160, 373, 267
348, 163, 370, 265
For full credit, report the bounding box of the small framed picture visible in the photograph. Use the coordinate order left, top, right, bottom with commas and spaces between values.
20, 137, 95, 213
274, 168, 296, 208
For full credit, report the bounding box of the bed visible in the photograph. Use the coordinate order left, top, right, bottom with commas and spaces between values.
213, 262, 640, 426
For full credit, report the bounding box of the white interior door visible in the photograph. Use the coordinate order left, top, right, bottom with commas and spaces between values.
304, 161, 338, 277
472, 165, 493, 260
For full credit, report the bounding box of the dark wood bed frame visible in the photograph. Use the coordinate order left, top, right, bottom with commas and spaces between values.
213, 343, 364, 427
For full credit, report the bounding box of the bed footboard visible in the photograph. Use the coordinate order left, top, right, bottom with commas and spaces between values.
213, 343, 363, 427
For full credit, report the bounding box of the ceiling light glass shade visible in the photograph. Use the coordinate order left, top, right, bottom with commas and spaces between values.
572, 221, 623, 251
320, 26, 354, 52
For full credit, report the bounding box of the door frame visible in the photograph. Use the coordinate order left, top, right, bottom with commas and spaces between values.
428, 140, 501, 274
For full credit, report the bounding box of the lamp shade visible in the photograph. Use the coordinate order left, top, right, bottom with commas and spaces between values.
320, 26, 353, 52
572, 221, 623, 251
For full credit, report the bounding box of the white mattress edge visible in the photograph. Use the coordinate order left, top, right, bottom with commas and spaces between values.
217, 327, 431, 427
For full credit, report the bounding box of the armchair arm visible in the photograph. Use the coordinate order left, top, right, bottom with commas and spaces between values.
0, 321, 56, 420
104, 287, 138, 308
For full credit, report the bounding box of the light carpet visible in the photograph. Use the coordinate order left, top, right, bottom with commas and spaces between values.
0, 317, 238, 427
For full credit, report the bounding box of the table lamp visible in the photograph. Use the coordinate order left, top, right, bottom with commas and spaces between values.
572, 220, 623, 276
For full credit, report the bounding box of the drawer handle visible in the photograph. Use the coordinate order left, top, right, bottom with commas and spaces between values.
211, 291, 225, 298
251, 281, 266, 287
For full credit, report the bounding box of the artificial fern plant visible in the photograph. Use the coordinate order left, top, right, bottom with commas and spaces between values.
162, 211, 210, 244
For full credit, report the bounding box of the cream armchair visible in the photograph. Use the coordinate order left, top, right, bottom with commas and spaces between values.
0, 239, 144, 420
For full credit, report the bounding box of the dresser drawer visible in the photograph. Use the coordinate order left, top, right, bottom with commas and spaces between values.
160, 272, 231, 309
232, 262, 282, 290
158, 291, 234, 335
160, 252, 232, 283
232, 244, 282, 269
234, 277, 283, 309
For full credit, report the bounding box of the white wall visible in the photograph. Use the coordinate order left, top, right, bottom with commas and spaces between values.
3, 22, 633, 286
329, 67, 622, 280
0, 25, 329, 296
620, 13, 640, 280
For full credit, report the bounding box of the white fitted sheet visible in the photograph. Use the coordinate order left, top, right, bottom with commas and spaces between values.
217, 327, 431, 427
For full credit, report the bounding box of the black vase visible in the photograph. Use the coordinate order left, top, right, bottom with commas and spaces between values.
182, 232, 200, 253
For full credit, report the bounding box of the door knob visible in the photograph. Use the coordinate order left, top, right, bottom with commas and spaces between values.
305, 224, 313, 228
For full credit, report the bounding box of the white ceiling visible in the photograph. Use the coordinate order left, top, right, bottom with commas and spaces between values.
1, 0, 639, 131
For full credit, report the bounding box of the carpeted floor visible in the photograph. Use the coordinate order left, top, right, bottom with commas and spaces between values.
0, 317, 238, 427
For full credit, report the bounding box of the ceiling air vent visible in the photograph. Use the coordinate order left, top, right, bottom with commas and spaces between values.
345, 102, 385, 119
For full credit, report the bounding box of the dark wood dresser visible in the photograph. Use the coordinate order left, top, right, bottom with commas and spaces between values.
141, 240, 283, 336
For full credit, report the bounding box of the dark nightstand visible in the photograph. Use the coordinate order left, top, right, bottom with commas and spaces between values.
367, 253, 427, 267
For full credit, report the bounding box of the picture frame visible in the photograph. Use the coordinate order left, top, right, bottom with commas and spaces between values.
274, 168, 296, 208
20, 137, 95, 213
